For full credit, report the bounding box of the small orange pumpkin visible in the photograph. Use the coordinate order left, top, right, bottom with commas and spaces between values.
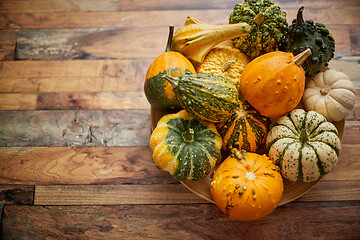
240, 49, 311, 118
210, 149, 283, 221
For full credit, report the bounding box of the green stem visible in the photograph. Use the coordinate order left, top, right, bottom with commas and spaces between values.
299, 128, 309, 144
165, 25, 174, 52
296, 6, 305, 26
182, 128, 195, 143
162, 75, 179, 89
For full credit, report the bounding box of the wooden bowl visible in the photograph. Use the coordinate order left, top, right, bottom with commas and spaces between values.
150, 107, 344, 206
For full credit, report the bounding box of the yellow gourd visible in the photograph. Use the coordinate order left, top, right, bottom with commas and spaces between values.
197, 46, 250, 90
172, 16, 251, 64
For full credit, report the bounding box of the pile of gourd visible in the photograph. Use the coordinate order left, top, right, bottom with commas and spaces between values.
144, 0, 356, 221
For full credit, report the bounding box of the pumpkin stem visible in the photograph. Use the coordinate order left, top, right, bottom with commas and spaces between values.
299, 128, 309, 144
320, 87, 329, 95
253, 13, 265, 26
165, 25, 174, 52
163, 74, 179, 89
182, 128, 195, 143
293, 48, 312, 67
296, 6, 305, 26
221, 60, 236, 72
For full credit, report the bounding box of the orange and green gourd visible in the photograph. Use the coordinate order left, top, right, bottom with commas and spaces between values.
144, 26, 196, 111
150, 110, 222, 181
217, 100, 271, 153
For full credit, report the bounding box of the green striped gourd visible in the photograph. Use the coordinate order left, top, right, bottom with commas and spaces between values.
217, 101, 271, 153
163, 72, 240, 123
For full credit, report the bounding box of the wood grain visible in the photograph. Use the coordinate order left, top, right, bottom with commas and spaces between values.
1, 8, 360, 30
0, 144, 358, 185
0, 110, 150, 147
34, 184, 208, 205
0, 59, 151, 93
13, 25, 355, 60
0, 146, 176, 185
33, 180, 360, 206
0, 185, 34, 205
2, 202, 359, 240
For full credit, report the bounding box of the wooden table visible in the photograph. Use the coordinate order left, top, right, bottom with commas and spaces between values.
0, 0, 359, 239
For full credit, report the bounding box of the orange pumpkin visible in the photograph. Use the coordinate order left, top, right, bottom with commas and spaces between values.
240, 49, 311, 118
210, 149, 283, 221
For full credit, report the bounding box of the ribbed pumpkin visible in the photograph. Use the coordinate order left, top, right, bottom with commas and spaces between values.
266, 109, 341, 182
144, 26, 196, 111
197, 46, 250, 90
150, 110, 222, 181
163, 72, 240, 123
211, 149, 284, 221
240, 49, 311, 118
217, 101, 271, 153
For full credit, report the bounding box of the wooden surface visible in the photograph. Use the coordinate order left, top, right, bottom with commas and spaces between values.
0, 0, 359, 239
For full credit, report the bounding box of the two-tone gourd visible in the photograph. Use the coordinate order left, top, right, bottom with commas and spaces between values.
217, 101, 271, 153
150, 110, 222, 181
266, 109, 341, 182
144, 26, 196, 111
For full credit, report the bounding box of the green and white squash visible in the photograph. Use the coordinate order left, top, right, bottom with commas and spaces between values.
163, 71, 240, 123
266, 109, 341, 182
150, 110, 223, 181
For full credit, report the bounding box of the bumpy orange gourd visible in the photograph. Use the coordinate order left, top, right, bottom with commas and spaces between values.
240, 49, 311, 118
210, 149, 283, 221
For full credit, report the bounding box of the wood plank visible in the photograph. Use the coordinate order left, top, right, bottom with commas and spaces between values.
34, 184, 208, 205
0, 109, 358, 146
0, 146, 175, 185
0, 59, 358, 95
349, 25, 360, 55
0, 59, 151, 93
1, 0, 359, 13
13, 26, 356, 60
36, 92, 149, 110
0, 185, 34, 205
1, 8, 360, 30
0, 93, 37, 110
15, 27, 169, 60
0, 30, 17, 60
2, 202, 359, 239
0, 110, 151, 147
33, 180, 360, 206
0, 0, 119, 13
0, 144, 358, 185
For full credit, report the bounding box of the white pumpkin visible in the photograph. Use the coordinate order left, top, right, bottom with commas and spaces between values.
266, 109, 341, 182
303, 69, 356, 122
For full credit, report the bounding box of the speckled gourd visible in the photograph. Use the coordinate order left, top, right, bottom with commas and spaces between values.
266, 109, 341, 182
150, 110, 222, 181
163, 72, 240, 123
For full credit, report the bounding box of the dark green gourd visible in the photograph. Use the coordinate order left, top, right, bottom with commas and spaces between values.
282, 6, 335, 77
163, 72, 240, 123
229, 0, 288, 58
